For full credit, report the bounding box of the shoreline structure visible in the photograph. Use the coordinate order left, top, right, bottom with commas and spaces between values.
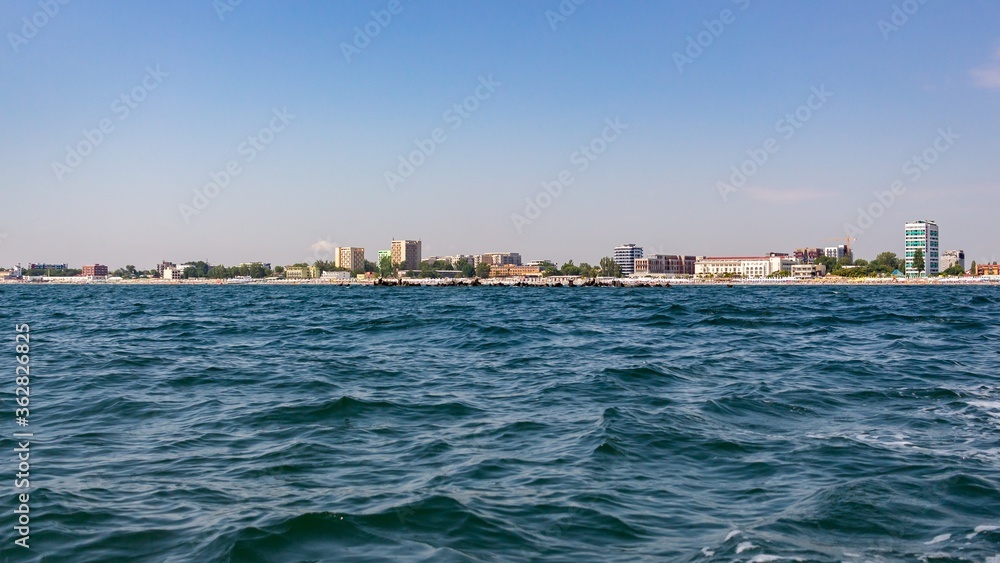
4, 277, 998, 287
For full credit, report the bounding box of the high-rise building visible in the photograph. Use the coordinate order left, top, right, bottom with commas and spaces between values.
377, 250, 391, 264
613, 244, 643, 276
391, 240, 422, 271
941, 250, 965, 272
335, 247, 366, 272
904, 220, 939, 277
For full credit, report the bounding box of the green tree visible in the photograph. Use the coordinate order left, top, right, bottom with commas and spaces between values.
815, 255, 838, 272
913, 248, 925, 276
942, 264, 965, 276
599, 257, 622, 277
560, 260, 581, 276
274, 265, 285, 276
378, 255, 394, 278
475, 262, 491, 278
970, 260, 978, 276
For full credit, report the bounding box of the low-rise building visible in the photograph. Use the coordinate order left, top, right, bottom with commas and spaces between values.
320, 271, 351, 281
28, 263, 67, 271
477, 252, 522, 267
284, 265, 320, 279
791, 264, 827, 278
633, 255, 696, 276
794, 248, 824, 264
162, 266, 185, 280
975, 263, 1000, 276
489, 265, 543, 278
81, 264, 109, 279
695, 256, 795, 278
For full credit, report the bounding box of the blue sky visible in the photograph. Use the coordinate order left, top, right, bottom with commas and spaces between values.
1, 0, 998, 268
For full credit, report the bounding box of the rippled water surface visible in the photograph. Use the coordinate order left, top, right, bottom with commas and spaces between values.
2, 285, 999, 562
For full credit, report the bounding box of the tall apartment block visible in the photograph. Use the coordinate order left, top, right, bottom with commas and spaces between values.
904, 220, 939, 277
335, 247, 366, 272
613, 244, 643, 276
391, 240, 422, 271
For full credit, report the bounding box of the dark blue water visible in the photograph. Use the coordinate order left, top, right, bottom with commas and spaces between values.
2, 286, 999, 562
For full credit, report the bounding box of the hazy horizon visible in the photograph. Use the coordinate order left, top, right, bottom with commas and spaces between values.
3, 0, 999, 269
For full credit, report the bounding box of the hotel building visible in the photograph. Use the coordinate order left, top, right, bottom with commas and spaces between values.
335, 247, 366, 272
28, 263, 68, 271
824, 245, 849, 260
391, 240, 422, 271
694, 256, 796, 278
794, 248, 824, 263
941, 250, 965, 272
613, 244, 643, 276
904, 220, 939, 277
82, 264, 109, 279
975, 263, 1000, 276
633, 255, 696, 277
489, 265, 543, 278
478, 252, 522, 267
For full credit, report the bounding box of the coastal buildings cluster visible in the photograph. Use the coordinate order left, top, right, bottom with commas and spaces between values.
1, 220, 994, 283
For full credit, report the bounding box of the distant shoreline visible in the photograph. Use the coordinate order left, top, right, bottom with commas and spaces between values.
3, 277, 998, 287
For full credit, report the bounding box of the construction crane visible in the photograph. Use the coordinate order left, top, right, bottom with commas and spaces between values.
821, 236, 858, 258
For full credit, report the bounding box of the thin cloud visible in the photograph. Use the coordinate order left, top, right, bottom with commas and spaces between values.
742, 186, 839, 205
971, 47, 1000, 90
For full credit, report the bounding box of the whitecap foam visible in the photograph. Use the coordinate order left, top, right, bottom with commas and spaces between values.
967, 524, 1000, 539
725, 529, 741, 541
736, 541, 757, 554
924, 533, 950, 545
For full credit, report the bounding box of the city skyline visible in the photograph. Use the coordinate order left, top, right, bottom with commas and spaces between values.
2, 1, 999, 267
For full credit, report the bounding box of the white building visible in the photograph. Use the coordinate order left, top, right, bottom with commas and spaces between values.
791, 264, 827, 278
695, 256, 796, 278
476, 252, 522, 267
613, 244, 643, 276
162, 267, 183, 280
824, 245, 849, 260
941, 250, 965, 272
904, 220, 939, 277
